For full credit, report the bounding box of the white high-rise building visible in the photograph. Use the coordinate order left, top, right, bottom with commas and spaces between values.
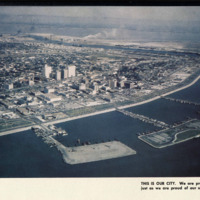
56, 70, 61, 80
94, 82, 99, 92
109, 79, 117, 89
68, 65, 76, 77
62, 68, 68, 79
43, 64, 52, 78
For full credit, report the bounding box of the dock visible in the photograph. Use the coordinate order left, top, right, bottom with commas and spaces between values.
52, 138, 136, 165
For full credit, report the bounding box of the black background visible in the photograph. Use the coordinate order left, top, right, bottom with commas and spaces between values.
0, 0, 200, 6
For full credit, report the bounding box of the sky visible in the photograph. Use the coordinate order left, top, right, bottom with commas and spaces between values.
0, 7, 200, 22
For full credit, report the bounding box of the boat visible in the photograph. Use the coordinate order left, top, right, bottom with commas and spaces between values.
77, 139, 81, 144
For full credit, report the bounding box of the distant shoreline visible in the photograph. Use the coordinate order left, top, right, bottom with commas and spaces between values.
1, 75, 200, 136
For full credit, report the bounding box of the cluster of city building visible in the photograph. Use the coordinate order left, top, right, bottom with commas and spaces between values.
43, 64, 76, 80
0, 33, 200, 121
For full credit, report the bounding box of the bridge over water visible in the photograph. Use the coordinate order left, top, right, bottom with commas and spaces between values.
162, 96, 200, 106
116, 108, 170, 128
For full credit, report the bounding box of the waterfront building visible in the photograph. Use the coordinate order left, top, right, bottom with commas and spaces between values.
43, 64, 52, 79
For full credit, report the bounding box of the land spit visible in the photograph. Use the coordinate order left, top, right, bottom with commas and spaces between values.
50, 137, 136, 165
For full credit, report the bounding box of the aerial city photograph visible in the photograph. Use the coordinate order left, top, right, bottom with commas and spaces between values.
0, 6, 200, 177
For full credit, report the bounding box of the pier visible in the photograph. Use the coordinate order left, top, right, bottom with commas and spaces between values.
116, 108, 169, 128
162, 96, 200, 106
32, 124, 67, 146
53, 139, 136, 165
31, 124, 136, 164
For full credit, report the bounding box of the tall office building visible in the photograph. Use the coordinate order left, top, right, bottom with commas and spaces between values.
85, 78, 90, 89
68, 65, 76, 77
56, 70, 61, 80
109, 79, 117, 89
43, 64, 52, 79
94, 82, 99, 92
61, 68, 68, 79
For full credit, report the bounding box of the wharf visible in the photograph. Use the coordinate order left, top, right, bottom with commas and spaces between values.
50, 137, 136, 165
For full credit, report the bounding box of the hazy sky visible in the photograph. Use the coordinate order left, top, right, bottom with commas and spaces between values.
0, 7, 200, 22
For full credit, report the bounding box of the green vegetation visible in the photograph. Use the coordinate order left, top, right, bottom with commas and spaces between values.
139, 119, 200, 148
65, 103, 115, 117
65, 106, 96, 117
115, 100, 135, 106
0, 118, 34, 132
139, 132, 172, 148
174, 129, 200, 142
94, 103, 114, 111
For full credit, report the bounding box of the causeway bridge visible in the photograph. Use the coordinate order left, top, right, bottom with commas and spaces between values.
116, 108, 169, 128
162, 96, 200, 106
